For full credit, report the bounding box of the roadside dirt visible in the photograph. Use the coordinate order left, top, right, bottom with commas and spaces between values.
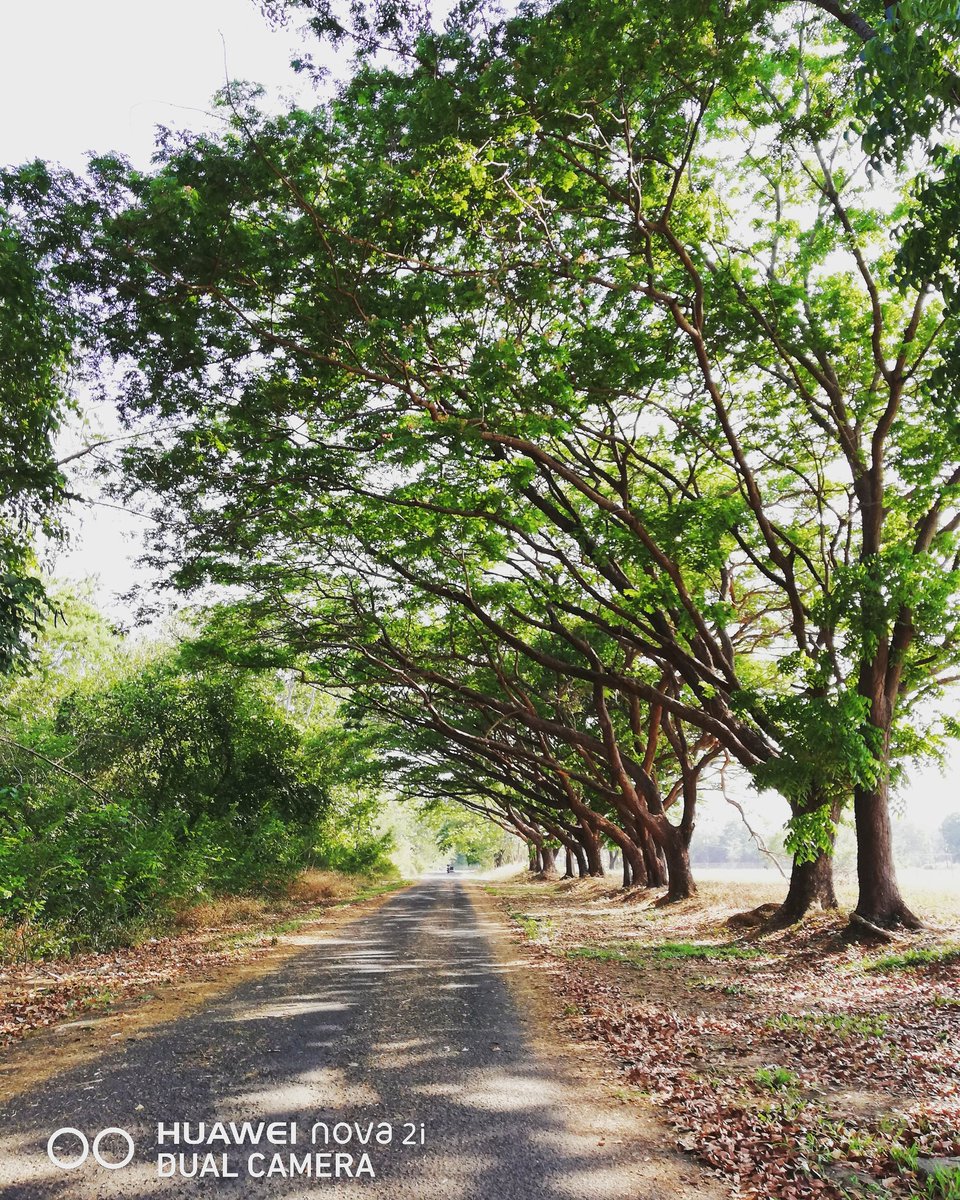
0, 882, 409, 1104
485, 875, 960, 1200
467, 882, 731, 1199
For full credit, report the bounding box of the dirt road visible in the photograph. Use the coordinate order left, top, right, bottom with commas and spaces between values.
0, 877, 720, 1199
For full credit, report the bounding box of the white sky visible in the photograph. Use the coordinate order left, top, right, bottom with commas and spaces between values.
1, 2, 956, 833
0, 1, 313, 172
1, 1, 319, 607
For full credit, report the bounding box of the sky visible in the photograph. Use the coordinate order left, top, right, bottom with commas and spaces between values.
1, 1, 313, 172
1, 1, 956, 832
1, 1, 319, 606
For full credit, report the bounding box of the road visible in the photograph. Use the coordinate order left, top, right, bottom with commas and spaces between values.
0, 878, 710, 1199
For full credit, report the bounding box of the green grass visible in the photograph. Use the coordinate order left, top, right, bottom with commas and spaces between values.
508, 911, 554, 941
350, 878, 410, 902
651, 940, 764, 961
566, 939, 764, 967
765, 1011, 890, 1038
753, 1065, 801, 1091
864, 945, 960, 972
566, 944, 635, 963
924, 1165, 960, 1200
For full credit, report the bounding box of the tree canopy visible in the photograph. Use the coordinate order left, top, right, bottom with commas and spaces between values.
4, 0, 960, 929
0, 212, 73, 672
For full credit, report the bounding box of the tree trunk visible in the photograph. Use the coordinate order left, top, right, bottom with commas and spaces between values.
853, 780, 921, 929
565, 793, 642, 887
768, 850, 838, 928
640, 824, 667, 888
656, 820, 697, 902
769, 794, 841, 928
539, 845, 559, 878
579, 822, 605, 876
562, 847, 575, 879
622, 855, 632, 888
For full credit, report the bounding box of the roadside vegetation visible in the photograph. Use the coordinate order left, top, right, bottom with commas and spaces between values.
492, 873, 960, 1200
1, 869, 406, 1047
0, 588, 397, 961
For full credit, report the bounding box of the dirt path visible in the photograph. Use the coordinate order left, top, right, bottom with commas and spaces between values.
0, 877, 725, 1199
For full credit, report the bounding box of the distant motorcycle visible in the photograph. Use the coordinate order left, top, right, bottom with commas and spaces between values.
446, 864, 454, 873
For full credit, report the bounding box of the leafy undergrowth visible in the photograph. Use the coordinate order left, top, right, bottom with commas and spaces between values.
0, 871, 404, 1047
492, 876, 960, 1200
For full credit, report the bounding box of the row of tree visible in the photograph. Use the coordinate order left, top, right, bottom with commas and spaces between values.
2, 0, 959, 931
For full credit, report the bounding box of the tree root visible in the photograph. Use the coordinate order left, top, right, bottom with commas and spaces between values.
846, 911, 896, 943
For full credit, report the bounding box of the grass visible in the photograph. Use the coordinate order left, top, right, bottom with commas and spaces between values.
891, 1148, 960, 1200
566, 944, 636, 963
350, 878, 409, 902
924, 1165, 960, 1200
652, 940, 764, 961
864, 945, 960, 972
509, 911, 555, 940
766, 1011, 890, 1038
565, 938, 764, 968
753, 1065, 801, 1091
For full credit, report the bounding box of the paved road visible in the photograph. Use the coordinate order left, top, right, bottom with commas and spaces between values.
0, 879, 686, 1199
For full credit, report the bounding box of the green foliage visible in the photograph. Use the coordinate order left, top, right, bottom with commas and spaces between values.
857, 0, 960, 169
415, 799, 515, 867
0, 215, 73, 672
783, 804, 840, 867
0, 593, 392, 953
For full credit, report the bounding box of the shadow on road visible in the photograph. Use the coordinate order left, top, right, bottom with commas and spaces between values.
0, 879, 664, 1199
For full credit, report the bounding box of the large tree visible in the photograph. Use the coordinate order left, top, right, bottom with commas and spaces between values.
0, 210, 74, 672
11, 0, 960, 928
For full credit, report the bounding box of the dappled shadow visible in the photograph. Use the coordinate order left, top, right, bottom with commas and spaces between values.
0, 880, 667, 1199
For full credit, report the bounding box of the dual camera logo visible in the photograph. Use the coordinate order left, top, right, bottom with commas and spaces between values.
47, 1127, 135, 1171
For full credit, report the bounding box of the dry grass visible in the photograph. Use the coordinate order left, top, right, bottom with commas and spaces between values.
284, 869, 360, 904
170, 870, 367, 932
171, 896, 271, 931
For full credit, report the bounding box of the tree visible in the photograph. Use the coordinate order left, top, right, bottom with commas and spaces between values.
0, 211, 73, 672
12, 0, 960, 930
941, 812, 960, 863
0, 591, 380, 944
416, 800, 517, 868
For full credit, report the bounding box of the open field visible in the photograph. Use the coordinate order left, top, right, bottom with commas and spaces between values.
486, 874, 960, 1199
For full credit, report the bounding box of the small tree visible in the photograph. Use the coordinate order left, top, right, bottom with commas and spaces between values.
941, 813, 960, 863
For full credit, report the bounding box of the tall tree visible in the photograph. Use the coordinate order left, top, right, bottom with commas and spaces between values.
0, 210, 73, 672
12, 0, 960, 929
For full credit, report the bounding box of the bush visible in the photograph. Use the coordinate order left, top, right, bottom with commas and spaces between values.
0, 624, 392, 954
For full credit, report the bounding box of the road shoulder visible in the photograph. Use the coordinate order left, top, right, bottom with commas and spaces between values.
465, 881, 730, 1200
0, 881, 411, 1105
